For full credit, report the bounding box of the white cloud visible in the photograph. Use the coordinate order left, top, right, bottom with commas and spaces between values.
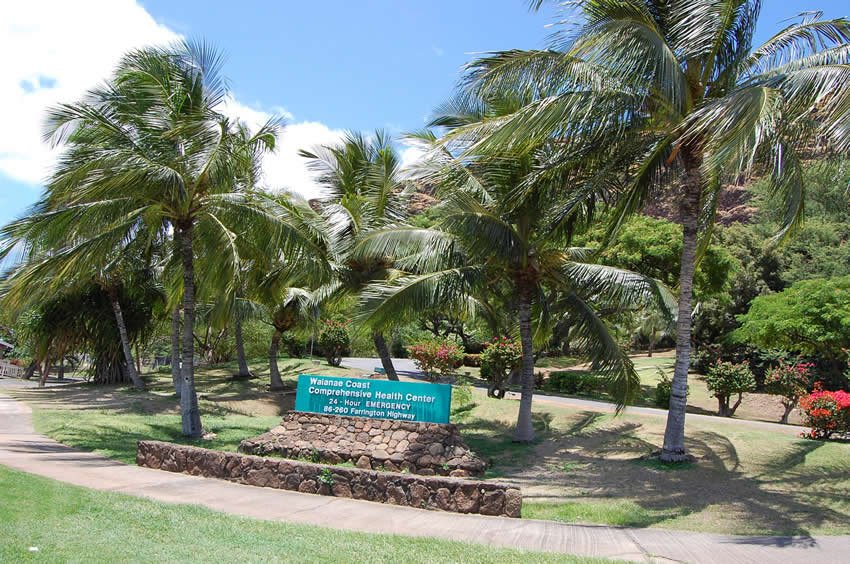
0, 1, 178, 187
0, 0, 341, 200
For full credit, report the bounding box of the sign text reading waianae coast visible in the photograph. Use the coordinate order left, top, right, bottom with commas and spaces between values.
295, 375, 452, 424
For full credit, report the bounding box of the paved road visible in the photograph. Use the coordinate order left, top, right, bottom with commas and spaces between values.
1, 392, 847, 563
342, 358, 806, 435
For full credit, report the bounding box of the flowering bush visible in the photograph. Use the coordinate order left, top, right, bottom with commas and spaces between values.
799, 383, 850, 440
480, 337, 522, 398
764, 361, 812, 424
705, 361, 756, 417
317, 320, 350, 367
407, 339, 464, 381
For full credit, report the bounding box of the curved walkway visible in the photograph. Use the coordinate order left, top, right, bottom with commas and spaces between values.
342, 357, 806, 435
1, 394, 847, 563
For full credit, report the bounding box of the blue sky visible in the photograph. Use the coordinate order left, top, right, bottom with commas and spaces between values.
1, 1, 847, 227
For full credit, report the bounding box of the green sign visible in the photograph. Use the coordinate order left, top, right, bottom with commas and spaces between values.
295, 374, 452, 424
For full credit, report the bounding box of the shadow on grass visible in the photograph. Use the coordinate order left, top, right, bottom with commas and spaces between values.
513, 417, 850, 535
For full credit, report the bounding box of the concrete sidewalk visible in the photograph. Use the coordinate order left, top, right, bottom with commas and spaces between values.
1, 394, 847, 563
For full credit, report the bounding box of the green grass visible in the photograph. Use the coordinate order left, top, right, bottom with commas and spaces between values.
34, 409, 280, 464
524, 500, 686, 528
0, 466, 611, 564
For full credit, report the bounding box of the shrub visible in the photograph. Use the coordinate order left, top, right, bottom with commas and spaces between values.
705, 361, 756, 417
462, 354, 481, 367
544, 370, 602, 395
318, 320, 350, 367
799, 383, 850, 440
655, 371, 673, 408
653, 369, 689, 409
281, 332, 304, 358
480, 337, 522, 399
764, 361, 813, 424
407, 339, 464, 381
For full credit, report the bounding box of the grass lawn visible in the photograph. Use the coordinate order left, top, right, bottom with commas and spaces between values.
6, 355, 850, 537
533, 352, 807, 425
0, 466, 605, 564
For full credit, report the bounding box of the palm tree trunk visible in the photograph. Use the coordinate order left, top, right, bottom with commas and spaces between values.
513, 285, 536, 442
269, 329, 284, 391
23, 361, 36, 380
373, 331, 398, 381
660, 177, 700, 462
648, 339, 654, 358
171, 307, 181, 398
234, 316, 252, 378
178, 224, 203, 438
110, 295, 145, 390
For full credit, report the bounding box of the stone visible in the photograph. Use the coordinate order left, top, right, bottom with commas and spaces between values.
372, 449, 390, 462
504, 489, 522, 518
332, 483, 352, 498
298, 479, 317, 494
479, 490, 505, 516
453, 483, 480, 514
449, 469, 468, 478
386, 485, 407, 505
435, 487, 453, 511
409, 484, 430, 508
355, 455, 372, 469
428, 443, 444, 456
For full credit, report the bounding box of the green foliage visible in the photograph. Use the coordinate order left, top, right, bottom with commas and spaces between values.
238, 320, 275, 360
579, 215, 738, 299
654, 370, 673, 409
734, 277, 850, 386
317, 320, 350, 367
544, 371, 604, 396
406, 339, 464, 381
480, 337, 522, 398
705, 361, 756, 417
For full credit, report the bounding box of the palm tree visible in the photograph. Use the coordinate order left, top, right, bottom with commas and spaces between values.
355, 96, 671, 441
10, 41, 328, 437
456, 1, 850, 460
300, 131, 409, 380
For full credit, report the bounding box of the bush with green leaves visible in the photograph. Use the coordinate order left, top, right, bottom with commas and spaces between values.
734, 276, 850, 388
705, 361, 756, 417
406, 339, 463, 382
317, 320, 350, 367
544, 370, 603, 396
764, 361, 813, 424
480, 337, 522, 398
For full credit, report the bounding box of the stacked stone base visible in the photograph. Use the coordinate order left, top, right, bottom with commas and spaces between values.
239, 412, 486, 477
137, 440, 520, 517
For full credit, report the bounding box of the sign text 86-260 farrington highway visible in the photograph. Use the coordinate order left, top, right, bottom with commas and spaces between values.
295, 374, 451, 424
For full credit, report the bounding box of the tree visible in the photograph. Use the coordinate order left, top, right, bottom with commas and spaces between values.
301, 131, 408, 381
458, 2, 850, 460
733, 276, 850, 388
5, 42, 328, 437
705, 360, 756, 416
357, 96, 672, 441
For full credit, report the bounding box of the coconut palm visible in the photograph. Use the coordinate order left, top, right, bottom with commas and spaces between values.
355, 96, 672, 441
5, 41, 329, 437
456, 1, 850, 459
300, 130, 408, 380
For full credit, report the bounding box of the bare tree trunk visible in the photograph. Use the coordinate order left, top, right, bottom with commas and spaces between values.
135, 343, 142, 375
57, 350, 65, 381
661, 177, 700, 462
513, 286, 536, 442
648, 339, 654, 358
373, 331, 398, 381
38, 357, 51, 388
178, 224, 203, 438
23, 361, 36, 380
171, 307, 181, 398
234, 315, 252, 378
110, 296, 145, 390
269, 329, 284, 391
780, 402, 795, 425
